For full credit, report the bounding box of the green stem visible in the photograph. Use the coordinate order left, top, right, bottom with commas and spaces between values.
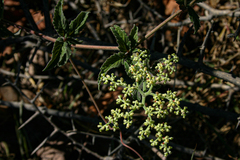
146, 84, 153, 95
137, 87, 145, 98
148, 93, 156, 97
143, 81, 147, 92
141, 90, 152, 122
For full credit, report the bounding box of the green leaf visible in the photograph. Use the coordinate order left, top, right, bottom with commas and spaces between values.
110, 25, 130, 52
123, 60, 134, 79
133, 80, 144, 101
53, 0, 67, 37
129, 25, 138, 50
132, 88, 141, 101
98, 52, 125, 89
188, 6, 200, 34
0, 24, 14, 37
58, 41, 71, 66
1, 0, 3, 20
43, 37, 64, 71
123, 60, 130, 73
69, 11, 89, 36
58, 53, 67, 66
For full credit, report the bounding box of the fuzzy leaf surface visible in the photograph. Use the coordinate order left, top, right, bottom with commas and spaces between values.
53, 0, 67, 36
98, 52, 125, 89
188, 6, 200, 34
129, 25, 138, 50
132, 89, 142, 101
123, 60, 130, 74
111, 25, 130, 52
58, 41, 71, 66
123, 60, 134, 79
69, 11, 89, 36
43, 37, 64, 71
133, 80, 144, 101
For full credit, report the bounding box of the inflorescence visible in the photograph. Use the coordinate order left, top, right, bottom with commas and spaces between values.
98, 49, 188, 156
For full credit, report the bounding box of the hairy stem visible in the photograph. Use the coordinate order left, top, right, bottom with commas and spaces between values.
1, 19, 119, 51
42, 35, 119, 50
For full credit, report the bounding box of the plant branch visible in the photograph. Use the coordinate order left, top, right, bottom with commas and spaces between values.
198, 22, 213, 64
1, 19, 119, 51
69, 58, 108, 124
120, 131, 144, 160
0, 100, 101, 124
138, 9, 182, 44
139, 0, 201, 44
42, 35, 119, 50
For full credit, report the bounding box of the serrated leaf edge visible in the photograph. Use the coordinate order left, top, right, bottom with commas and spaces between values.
69, 11, 89, 36
58, 42, 72, 66
110, 25, 130, 52
129, 25, 138, 50
43, 37, 64, 71
53, 0, 67, 37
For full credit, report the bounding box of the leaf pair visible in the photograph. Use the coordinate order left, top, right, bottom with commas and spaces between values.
97, 25, 139, 89
43, 0, 89, 71
53, 0, 88, 38
110, 25, 138, 53
43, 37, 72, 70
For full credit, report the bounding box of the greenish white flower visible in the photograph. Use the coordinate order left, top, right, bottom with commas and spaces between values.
98, 49, 187, 156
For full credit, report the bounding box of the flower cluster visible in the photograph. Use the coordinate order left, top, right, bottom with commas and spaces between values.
98, 49, 188, 156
